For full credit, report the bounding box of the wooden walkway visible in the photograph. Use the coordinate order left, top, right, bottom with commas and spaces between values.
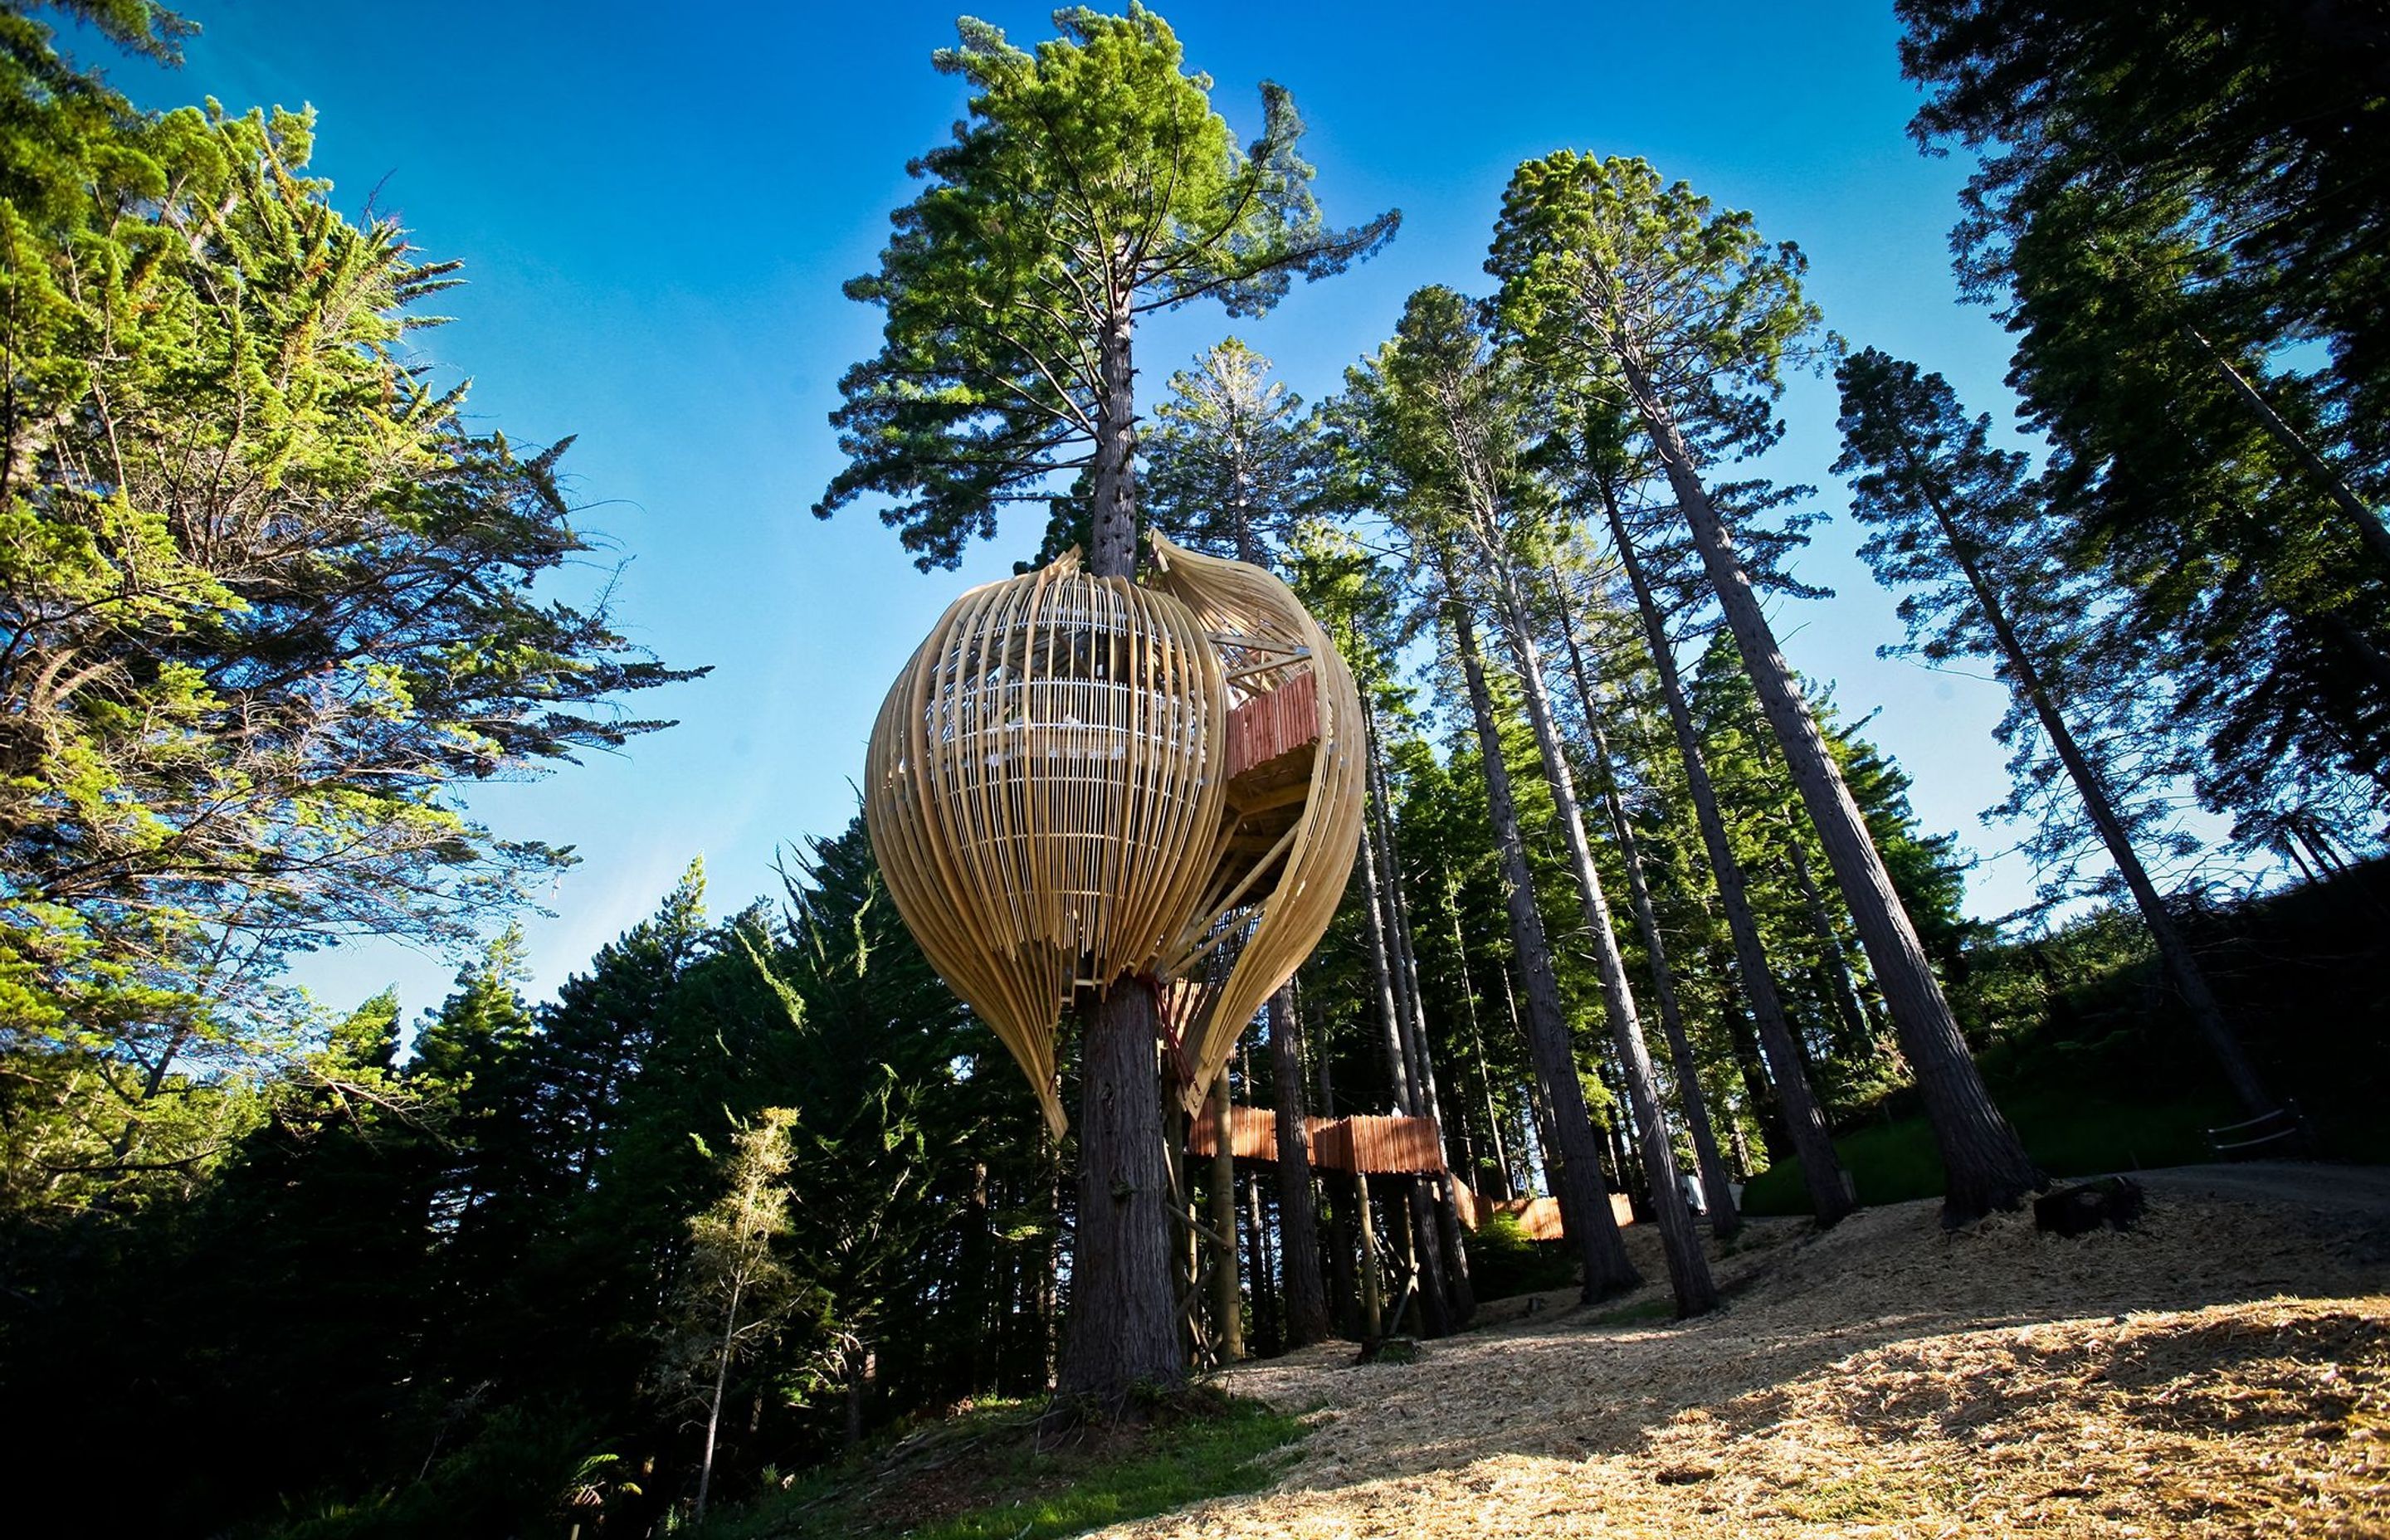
1186, 1104, 1633, 1236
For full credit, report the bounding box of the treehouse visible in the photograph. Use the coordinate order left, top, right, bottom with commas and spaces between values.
863, 534, 1365, 1134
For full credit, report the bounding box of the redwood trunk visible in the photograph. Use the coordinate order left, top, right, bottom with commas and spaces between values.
1624, 358, 2037, 1223
1207, 1070, 1243, 1362
1056, 313, 1185, 1393
1447, 585, 1639, 1298
1267, 989, 1332, 1345
1482, 558, 1714, 1313
1549, 564, 1743, 1240
1604, 485, 1855, 1226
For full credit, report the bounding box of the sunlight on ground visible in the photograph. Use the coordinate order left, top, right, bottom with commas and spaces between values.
1104, 1167, 2390, 1538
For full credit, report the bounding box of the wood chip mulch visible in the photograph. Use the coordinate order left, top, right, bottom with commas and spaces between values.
1099, 1166, 2390, 1538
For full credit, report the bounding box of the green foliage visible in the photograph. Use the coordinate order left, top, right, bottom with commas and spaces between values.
1460, 1211, 1578, 1301
703, 1391, 1305, 1540
0, 16, 699, 1212
1897, 1, 2390, 846
817, 5, 1394, 569
1900, 0, 2390, 486
1144, 337, 1334, 563
1489, 151, 1822, 457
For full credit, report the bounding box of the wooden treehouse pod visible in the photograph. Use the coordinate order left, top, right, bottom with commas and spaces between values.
862, 537, 1365, 1134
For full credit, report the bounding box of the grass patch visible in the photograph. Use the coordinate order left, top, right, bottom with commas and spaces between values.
706, 1386, 1305, 1540
1740, 1086, 2236, 1218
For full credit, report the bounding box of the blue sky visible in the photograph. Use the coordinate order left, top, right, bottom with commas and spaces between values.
110, 1, 2066, 1017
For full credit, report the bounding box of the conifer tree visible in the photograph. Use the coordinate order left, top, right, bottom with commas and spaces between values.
1491, 154, 2040, 1221
1835, 348, 2281, 1120
817, 6, 1392, 1398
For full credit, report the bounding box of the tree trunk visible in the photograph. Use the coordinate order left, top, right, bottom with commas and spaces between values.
1356, 791, 1460, 1330
1364, 721, 1474, 1327
1446, 583, 1639, 1298
1056, 332, 1187, 1393
1549, 565, 1742, 1240
1445, 877, 1517, 1200
1719, 983, 1786, 1163
1783, 834, 1874, 1063
1354, 1172, 1383, 1338
1267, 989, 1332, 1345
2186, 324, 2390, 573
1480, 554, 1714, 1312
1056, 985, 1183, 1396
1090, 301, 1139, 576
1907, 461, 2281, 1121
695, 1277, 743, 1527
1623, 356, 2038, 1223
1207, 1070, 1243, 1362
1602, 484, 1856, 1226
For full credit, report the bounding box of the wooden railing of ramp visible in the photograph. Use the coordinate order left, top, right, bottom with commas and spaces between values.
1186, 1104, 1635, 1234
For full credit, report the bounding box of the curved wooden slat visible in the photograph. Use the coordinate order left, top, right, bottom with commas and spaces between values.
864, 557, 1228, 1134
1144, 534, 1369, 1112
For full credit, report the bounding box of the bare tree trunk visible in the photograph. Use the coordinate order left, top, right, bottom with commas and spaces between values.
1907, 460, 2283, 1123
1549, 564, 1743, 1240
1365, 719, 1474, 1327
694, 1276, 744, 1528
1207, 1070, 1243, 1362
1314, 1012, 1360, 1335
1242, 1162, 1278, 1353
1056, 327, 1188, 1392
1783, 834, 1874, 1062
1057, 982, 1183, 1394
1602, 485, 1855, 1226
1357, 795, 1453, 1335
1442, 873, 1517, 1200
1477, 553, 1714, 1313
1268, 989, 1332, 1345
2186, 324, 2390, 573
1446, 584, 1640, 1298
1623, 357, 2037, 1222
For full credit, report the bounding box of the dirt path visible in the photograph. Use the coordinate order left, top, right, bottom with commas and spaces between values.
1100, 1163, 2390, 1538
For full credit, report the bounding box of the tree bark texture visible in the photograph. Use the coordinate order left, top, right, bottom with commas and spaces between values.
1447, 589, 1640, 1298
1056, 985, 1184, 1396
1603, 485, 1856, 1226
1623, 358, 2038, 1223
1266, 989, 1333, 1345
1207, 1070, 1243, 1362
1055, 368, 1187, 1394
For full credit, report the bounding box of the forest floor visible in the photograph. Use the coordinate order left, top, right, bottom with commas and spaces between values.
1102, 1162, 2390, 1538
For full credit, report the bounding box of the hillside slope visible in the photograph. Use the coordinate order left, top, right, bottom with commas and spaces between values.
1107, 1164, 2390, 1538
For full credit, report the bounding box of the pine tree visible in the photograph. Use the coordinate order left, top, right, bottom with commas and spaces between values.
817, 6, 1392, 1399
1492, 154, 2040, 1221
1835, 348, 2282, 1121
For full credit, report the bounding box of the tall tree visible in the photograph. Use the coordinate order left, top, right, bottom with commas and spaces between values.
817, 6, 1392, 1398
1835, 348, 2281, 1119
1492, 154, 2040, 1221
1144, 337, 1334, 1346
0, 36, 698, 1208
1368, 286, 1712, 1311
1900, 0, 2390, 517
658, 1109, 802, 1528
1593, 475, 1855, 1225
1544, 560, 1741, 1240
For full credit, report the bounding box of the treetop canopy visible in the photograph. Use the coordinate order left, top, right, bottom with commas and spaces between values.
818, 4, 1397, 571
